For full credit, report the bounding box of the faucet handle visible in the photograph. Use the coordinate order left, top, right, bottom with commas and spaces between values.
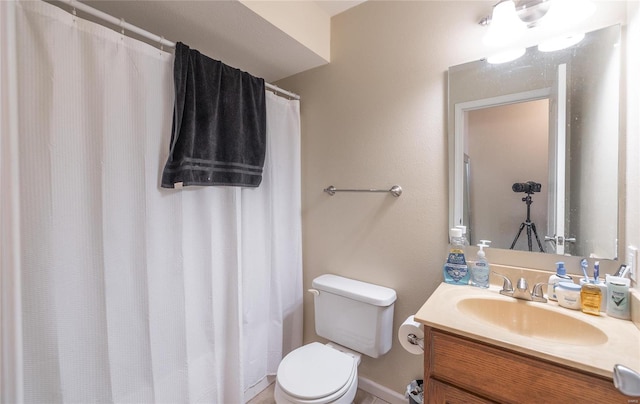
614, 364, 640, 396
492, 272, 513, 292
531, 282, 549, 303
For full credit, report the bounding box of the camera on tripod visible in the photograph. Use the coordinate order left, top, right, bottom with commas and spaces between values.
509, 180, 545, 252
512, 181, 542, 194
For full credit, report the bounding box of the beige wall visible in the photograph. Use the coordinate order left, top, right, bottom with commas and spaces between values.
276, 0, 633, 394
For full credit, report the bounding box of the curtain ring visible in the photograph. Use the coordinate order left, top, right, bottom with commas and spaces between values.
119, 18, 125, 35
160, 36, 165, 51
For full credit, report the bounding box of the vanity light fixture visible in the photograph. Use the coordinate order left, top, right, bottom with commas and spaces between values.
482, 0, 527, 47
538, 0, 596, 29
481, 0, 596, 63
481, 0, 595, 32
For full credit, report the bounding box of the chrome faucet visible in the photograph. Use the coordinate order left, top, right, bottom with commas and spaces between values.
614, 364, 640, 397
493, 273, 547, 303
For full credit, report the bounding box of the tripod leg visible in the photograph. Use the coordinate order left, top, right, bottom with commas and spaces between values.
530, 222, 545, 252
510, 222, 526, 250
526, 223, 533, 252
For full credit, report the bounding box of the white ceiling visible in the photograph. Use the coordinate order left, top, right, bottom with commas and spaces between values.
77, 1, 366, 82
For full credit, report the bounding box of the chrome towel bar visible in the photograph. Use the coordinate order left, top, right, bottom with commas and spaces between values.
323, 185, 402, 197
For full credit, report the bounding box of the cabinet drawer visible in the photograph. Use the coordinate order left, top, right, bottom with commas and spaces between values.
424, 327, 627, 404
426, 378, 494, 404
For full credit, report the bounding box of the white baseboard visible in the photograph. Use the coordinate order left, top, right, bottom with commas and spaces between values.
358, 376, 406, 404
244, 375, 276, 403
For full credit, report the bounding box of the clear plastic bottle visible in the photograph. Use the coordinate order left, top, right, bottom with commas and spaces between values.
470, 243, 490, 288
443, 228, 469, 285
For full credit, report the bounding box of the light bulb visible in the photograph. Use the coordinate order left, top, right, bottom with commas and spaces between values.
483, 1, 527, 47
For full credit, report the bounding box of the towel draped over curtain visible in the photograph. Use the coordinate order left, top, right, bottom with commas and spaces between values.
162, 42, 267, 188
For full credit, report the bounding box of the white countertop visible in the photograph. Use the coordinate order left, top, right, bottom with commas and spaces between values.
414, 282, 640, 379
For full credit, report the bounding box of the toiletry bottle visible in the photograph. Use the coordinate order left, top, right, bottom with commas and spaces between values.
454, 225, 470, 268
606, 275, 631, 320
470, 243, 490, 288
579, 277, 608, 312
455, 225, 470, 247
443, 228, 469, 285
547, 261, 572, 301
581, 284, 602, 315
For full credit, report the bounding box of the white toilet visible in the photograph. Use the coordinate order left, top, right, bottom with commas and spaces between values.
274, 274, 397, 404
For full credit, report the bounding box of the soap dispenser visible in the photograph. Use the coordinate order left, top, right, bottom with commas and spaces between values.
443, 228, 469, 285
547, 261, 573, 301
470, 242, 490, 288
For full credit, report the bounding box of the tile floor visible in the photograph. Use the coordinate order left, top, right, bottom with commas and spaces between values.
247, 382, 390, 404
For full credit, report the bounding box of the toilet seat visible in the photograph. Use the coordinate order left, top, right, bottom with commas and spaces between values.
276, 342, 357, 404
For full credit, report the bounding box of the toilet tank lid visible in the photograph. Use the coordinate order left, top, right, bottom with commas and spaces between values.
312, 274, 397, 306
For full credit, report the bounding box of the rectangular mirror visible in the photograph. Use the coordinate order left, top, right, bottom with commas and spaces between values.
448, 24, 621, 260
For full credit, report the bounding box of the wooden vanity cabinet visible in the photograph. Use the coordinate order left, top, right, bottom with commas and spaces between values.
423, 326, 630, 404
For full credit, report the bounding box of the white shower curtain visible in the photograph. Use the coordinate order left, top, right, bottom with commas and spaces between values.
0, 1, 302, 402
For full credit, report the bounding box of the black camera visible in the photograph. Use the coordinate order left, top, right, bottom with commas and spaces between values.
512, 181, 542, 193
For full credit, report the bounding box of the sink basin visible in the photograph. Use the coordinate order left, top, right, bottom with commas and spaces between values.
416, 282, 640, 379
457, 297, 608, 346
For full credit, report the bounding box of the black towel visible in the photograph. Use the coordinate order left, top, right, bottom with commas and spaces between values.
161, 42, 266, 188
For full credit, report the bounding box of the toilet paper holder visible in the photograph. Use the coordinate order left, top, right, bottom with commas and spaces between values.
399, 315, 425, 354
406, 333, 424, 351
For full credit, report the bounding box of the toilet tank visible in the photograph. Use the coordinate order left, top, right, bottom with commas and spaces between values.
311, 274, 397, 358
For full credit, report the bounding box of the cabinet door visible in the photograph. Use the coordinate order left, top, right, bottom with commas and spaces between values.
426, 379, 494, 404
424, 327, 628, 404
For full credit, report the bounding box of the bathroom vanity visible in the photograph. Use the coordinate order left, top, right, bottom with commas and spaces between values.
423, 327, 626, 403
415, 281, 640, 403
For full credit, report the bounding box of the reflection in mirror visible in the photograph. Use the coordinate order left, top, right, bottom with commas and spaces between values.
448, 24, 621, 260
468, 99, 550, 253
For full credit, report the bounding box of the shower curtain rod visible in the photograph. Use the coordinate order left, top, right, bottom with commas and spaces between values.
58, 0, 301, 100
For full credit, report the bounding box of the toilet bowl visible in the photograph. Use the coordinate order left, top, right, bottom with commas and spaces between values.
274, 342, 359, 404
274, 275, 396, 404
